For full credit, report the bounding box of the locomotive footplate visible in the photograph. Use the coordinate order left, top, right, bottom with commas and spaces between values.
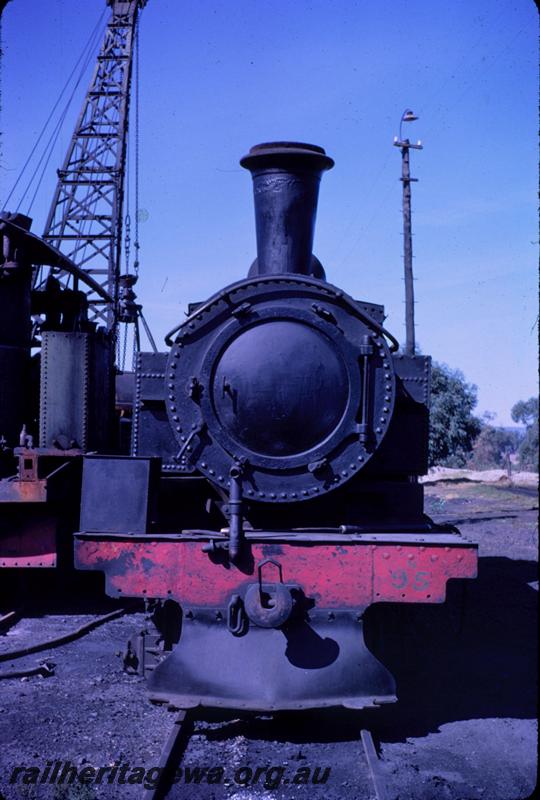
74, 528, 477, 711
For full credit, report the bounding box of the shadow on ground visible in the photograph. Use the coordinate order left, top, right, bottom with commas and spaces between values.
0, 568, 130, 615
364, 556, 538, 740
189, 556, 537, 747
1, 555, 536, 752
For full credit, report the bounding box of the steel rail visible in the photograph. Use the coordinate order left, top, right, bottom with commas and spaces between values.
0, 661, 55, 680
141, 710, 195, 800
0, 610, 19, 632
361, 728, 391, 800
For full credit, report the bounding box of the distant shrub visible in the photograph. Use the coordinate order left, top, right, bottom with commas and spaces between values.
511, 397, 539, 472
468, 426, 523, 470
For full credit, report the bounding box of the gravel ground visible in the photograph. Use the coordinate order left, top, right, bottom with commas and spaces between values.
0, 481, 537, 800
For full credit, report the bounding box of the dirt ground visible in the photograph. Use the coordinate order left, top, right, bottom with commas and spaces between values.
0, 480, 537, 800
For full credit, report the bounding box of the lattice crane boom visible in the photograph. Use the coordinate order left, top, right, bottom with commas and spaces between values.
37, 0, 146, 332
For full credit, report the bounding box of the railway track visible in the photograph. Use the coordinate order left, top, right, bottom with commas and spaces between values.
0, 607, 392, 798
0, 611, 19, 634
143, 709, 392, 800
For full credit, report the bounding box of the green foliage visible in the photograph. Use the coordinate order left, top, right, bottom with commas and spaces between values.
511, 397, 538, 471
511, 397, 538, 427
429, 362, 482, 467
468, 425, 522, 469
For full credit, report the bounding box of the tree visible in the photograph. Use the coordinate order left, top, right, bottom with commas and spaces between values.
511, 397, 538, 471
469, 425, 522, 469
429, 362, 482, 467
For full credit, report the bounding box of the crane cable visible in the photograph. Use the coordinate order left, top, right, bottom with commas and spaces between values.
134, 18, 141, 278
120, 14, 142, 371
2, 8, 106, 213
27, 15, 107, 217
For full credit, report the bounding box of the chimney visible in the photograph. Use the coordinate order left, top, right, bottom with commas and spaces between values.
240, 141, 334, 279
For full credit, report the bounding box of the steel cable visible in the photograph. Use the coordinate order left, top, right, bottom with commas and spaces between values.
2, 8, 106, 211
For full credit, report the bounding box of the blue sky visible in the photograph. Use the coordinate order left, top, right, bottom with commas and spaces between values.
1, 0, 537, 425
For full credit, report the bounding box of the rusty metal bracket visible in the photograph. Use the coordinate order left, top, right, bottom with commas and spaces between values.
227, 594, 247, 636
124, 630, 165, 676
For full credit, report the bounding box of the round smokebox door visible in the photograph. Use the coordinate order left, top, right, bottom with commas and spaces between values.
212, 319, 349, 457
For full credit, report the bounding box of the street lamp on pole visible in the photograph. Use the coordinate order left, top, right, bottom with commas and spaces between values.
394, 109, 423, 356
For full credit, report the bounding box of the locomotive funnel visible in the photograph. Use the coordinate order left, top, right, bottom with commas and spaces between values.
240, 142, 334, 278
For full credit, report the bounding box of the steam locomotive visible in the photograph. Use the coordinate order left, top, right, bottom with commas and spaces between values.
72, 142, 475, 711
